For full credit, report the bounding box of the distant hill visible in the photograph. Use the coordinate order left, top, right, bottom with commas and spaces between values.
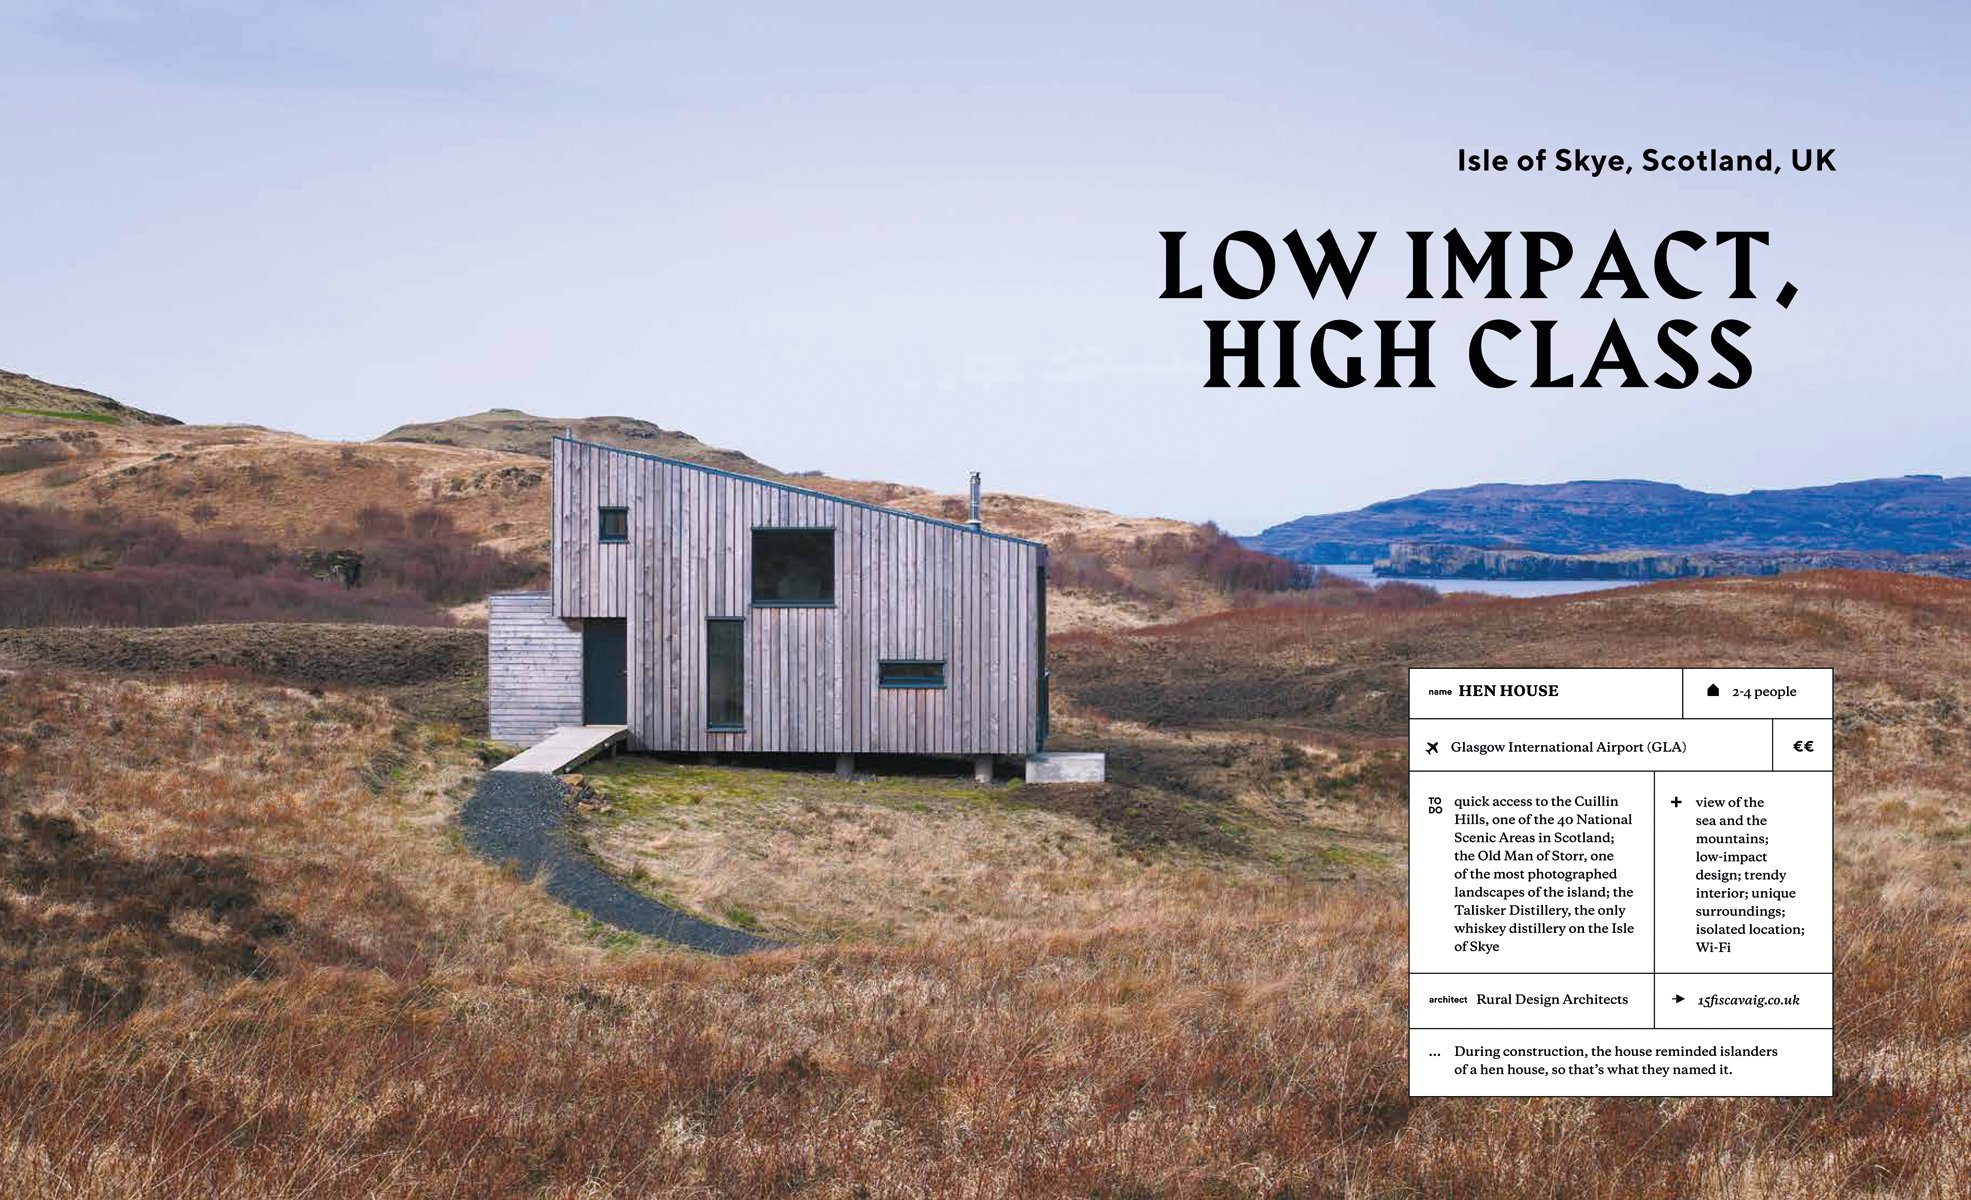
0, 369, 180, 426
1247, 476, 1971, 562
3, 396, 1280, 630
376, 410, 774, 477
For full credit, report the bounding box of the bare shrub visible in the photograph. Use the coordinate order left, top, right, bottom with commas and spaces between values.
0, 503, 525, 627
1051, 523, 1310, 603
0, 440, 66, 475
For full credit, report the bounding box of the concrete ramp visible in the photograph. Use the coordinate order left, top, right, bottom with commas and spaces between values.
492, 724, 629, 775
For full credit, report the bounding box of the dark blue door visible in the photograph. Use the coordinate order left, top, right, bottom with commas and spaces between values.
582, 619, 627, 725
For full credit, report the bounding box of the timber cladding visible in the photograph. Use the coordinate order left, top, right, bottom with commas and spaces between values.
486, 592, 584, 744
544, 437, 1046, 755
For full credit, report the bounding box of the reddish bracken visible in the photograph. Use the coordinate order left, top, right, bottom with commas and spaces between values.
0, 502, 538, 627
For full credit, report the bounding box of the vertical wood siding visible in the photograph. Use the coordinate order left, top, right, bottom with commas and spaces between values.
487, 591, 583, 744
544, 438, 1043, 754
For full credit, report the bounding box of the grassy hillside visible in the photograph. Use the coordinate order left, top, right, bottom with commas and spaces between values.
0, 413, 553, 559
1, 399, 1319, 629
0, 502, 537, 630
2, 571, 1967, 1196
0, 369, 180, 426
374, 408, 1290, 622
378, 408, 775, 476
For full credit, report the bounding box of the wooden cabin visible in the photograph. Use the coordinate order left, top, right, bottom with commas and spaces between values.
489, 436, 1065, 777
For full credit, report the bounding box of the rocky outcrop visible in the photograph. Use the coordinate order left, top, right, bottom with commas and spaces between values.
297, 548, 364, 588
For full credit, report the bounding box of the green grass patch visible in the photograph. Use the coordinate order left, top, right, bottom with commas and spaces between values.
3, 407, 119, 424
1313, 844, 1390, 869
462, 737, 518, 768
578, 914, 647, 951
579, 755, 990, 823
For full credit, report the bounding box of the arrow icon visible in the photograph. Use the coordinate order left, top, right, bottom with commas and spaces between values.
1674, 994, 1685, 1003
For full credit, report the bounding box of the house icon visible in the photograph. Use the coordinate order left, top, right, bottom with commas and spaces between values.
1706, 683, 1720, 697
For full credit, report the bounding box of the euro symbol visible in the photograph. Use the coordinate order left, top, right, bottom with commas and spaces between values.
1792, 739, 1815, 752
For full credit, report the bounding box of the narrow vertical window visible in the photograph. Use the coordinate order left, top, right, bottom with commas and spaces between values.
707, 618, 744, 730
598, 506, 629, 543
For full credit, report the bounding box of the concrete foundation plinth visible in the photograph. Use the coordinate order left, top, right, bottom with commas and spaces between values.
1023, 752, 1106, 783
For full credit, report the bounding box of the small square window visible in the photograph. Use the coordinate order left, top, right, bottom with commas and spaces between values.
598, 507, 628, 543
879, 660, 946, 689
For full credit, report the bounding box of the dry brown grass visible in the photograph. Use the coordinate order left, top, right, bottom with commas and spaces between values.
2, 572, 1970, 1196
574, 747, 1388, 942
0, 415, 552, 558
1052, 570, 1971, 738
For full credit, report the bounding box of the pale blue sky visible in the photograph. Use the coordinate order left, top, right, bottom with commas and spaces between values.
0, 2, 1964, 531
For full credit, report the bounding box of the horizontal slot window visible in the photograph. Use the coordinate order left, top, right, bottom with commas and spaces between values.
879, 660, 946, 690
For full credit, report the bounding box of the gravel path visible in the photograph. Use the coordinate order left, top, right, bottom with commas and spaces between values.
459, 771, 774, 956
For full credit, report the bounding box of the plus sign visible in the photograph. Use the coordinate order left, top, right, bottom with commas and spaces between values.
1670, 797, 1682, 807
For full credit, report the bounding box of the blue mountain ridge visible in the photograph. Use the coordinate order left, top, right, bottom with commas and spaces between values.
1244, 475, 1971, 564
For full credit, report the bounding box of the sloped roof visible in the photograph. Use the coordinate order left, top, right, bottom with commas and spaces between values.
556, 436, 1045, 548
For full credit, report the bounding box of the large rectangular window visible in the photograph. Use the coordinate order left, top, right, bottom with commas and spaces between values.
752, 528, 834, 606
598, 506, 628, 543
879, 660, 946, 689
707, 619, 744, 730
